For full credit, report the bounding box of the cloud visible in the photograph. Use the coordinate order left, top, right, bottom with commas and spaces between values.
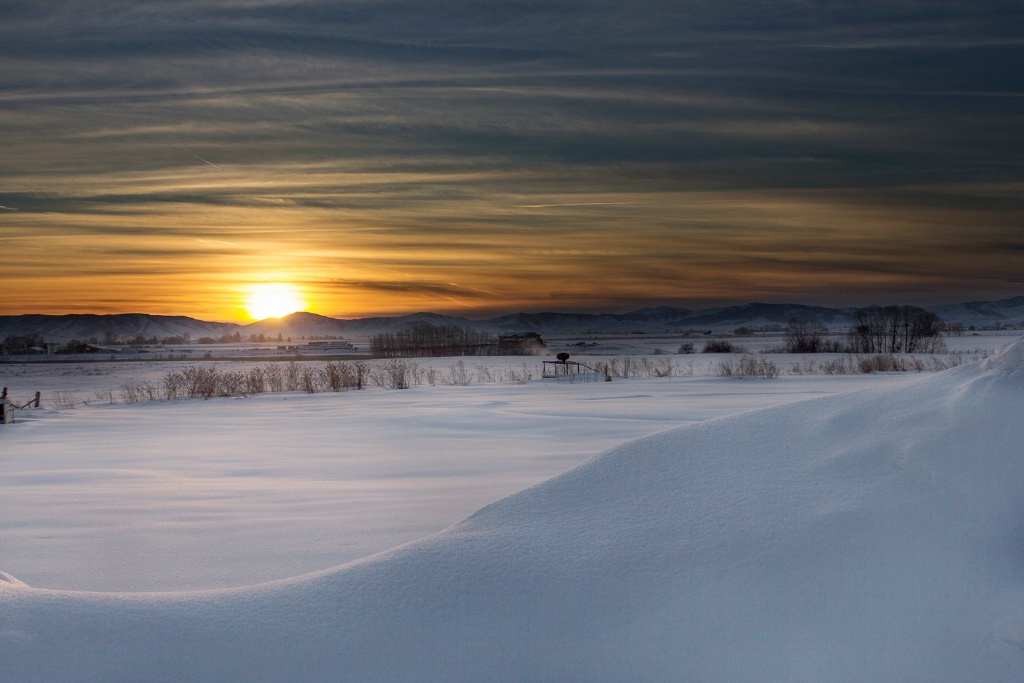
1, 1, 1022, 317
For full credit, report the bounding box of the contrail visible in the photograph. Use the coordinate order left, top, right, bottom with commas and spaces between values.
196, 238, 242, 248
516, 201, 639, 209
192, 153, 223, 171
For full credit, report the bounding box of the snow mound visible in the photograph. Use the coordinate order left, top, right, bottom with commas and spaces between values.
2, 341, 1024, 681
0, 572, 27, 589
982, 337, 1024, 384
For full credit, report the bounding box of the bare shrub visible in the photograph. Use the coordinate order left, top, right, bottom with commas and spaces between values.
263, 363, 284, 392
219, 371, 248, 396
821, 356, 855, 375
120, 379, 141, 404
446, 360, 472, 385
121, 378, 158, 403
374, 358, 419, 389
475, 364, 495, 384
196, 368, 219, 399
300, 365, 320, 393
929, 356, 966, 370
322, 362, 345, 391
352, 361, 369, 390
915, 335, 948, 354
502, 363, 534, 383
598, 356, 682, 379
94, 389, 116, 404
285, 361, 301, 391
653, 358, 675, 377
789, 359, 817, 375
635, 357, 674, 377
51, 391, 77, 409
163, 370, 183, 400
718, 355, 779, 378
703, 340, 744, 353
677, 342, 695, 354
747, 356, 779, 378
338, 362, 362, 390
244, 367, 266, 394
179, 366, 200, 398
858, 354, 909, 373
179, 365, 219, 399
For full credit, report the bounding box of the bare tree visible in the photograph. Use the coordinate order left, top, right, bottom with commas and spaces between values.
784, 318, 829, 353
847, 305, 944, 353
370, 324, 496, 357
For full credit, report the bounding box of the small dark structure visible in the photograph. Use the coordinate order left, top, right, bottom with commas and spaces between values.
1, 388, 40, 423
305, 340, 355, 351
1, 387, 12, 424
542, 353, 610, 381
62, 342, 117, 354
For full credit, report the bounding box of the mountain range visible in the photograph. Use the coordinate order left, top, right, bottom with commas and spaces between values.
2, 297, 1023, 343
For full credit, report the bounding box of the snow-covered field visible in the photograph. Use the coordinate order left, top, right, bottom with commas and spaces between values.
2, 364, 922, 593
2, 333, 1023, 680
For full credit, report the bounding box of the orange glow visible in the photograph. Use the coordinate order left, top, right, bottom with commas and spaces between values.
243, 283, 308, 320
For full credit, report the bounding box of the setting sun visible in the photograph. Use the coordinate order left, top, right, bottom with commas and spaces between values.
243, 283, 308, 320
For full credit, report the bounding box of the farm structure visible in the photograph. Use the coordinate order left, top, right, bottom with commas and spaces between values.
542, 353, 609, 381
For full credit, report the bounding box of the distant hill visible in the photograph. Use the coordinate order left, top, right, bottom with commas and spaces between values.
243, 312, 354, 339
926, 296, 1024, 328
0, 313, 238, 344
1, 297, 1022, 344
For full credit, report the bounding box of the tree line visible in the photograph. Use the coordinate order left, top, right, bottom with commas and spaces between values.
369, 324, 502, 358
785, 305, 945, 353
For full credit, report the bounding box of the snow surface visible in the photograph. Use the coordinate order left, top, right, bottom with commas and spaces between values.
2, 341, 1024, 680
1, 368, 917, 592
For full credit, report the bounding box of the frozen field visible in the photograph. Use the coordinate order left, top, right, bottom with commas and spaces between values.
3, 362, 922, 592
2, 332, 1023, 680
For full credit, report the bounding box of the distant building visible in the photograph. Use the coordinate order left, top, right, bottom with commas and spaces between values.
305, 340, 355, 350
498, 332, 545, 351
61, 342, 117, 354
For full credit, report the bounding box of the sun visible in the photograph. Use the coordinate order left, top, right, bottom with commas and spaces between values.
243, 283, 308, 320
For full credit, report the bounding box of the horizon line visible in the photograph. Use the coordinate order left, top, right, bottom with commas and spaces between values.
3, 294, 1023, 326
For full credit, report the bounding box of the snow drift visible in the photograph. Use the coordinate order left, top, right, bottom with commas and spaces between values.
3, 341, 1024, 681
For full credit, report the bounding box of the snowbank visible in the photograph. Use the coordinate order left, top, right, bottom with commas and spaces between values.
2, 341, 1024, 681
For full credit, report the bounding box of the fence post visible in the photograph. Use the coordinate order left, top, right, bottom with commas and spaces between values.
33, 391, 41, 408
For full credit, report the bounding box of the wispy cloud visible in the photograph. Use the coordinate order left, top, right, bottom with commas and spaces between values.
1, 1, 1022, 318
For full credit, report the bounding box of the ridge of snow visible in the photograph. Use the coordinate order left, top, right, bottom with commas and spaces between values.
0, 572, 27, 590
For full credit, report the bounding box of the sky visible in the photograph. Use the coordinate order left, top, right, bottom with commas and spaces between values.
1, 1, 1022, 322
